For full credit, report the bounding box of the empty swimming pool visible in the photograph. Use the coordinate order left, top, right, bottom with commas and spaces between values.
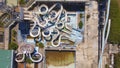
45, 50, 76, 68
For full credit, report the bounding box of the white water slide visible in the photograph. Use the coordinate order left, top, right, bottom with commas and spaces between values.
98, 0, 111, 68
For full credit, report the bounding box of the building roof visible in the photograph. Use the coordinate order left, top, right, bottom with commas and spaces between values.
0, 49, 13, 68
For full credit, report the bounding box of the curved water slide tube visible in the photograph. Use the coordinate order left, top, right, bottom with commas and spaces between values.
64, 10, 67, 22
98, 19, 111, 68
51, 32, 73, 47
29, 4, 64, 38
29, 53, 43, 63
98, 0, 111, 68
60, 9, 67, 22
39, 4, 48, 15
55, 10, 67, 30
15, 53, 25, 62
38, 4, 63, 21
44, 35, 52, 41
30, 16, 41, 37
65, 23, 72, 31
48, 3, 62, 12
56, 21, 65, 30
36, 15, 48, 28
50, 28, 71, 47
56, 5, 63, 24
49, 10, 57, 21
34, 34, 42, 42
48, 3, 63, 23
51, 28, 61, 47
42, 29, 52, 37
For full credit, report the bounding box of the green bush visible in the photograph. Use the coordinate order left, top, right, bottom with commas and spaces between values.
19, 0, 26, 5
79, 21, 83, 29
80, 14, 83, 18
9, 42, 18, 50
87, 14, 90, 20
26, 58, 33, 64
12, 30, 17, 37
105, 64, 109, 68
36, 42, 44, 48
0, 22, 4, 27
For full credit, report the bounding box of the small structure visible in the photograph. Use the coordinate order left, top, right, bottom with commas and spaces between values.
109, 44, 119, 54
0, 49, 14, 68
16, 43, 43, 63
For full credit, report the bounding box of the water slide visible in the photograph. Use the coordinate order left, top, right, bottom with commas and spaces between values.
29, 52, 43, 63
30, 16, 41, 37
39, 4, 48, 15
15, 53, 25, 62
98, 0, 111, 68
42, 29, 51, 37
51, 28, 60, 47
24, 3, 77, 47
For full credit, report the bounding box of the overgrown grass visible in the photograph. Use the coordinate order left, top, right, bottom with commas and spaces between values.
108, 0, 120, 44
26, 57, 33, 64
114, 53, 120, 68
9, 42, 18, 50
0, 22, 4, 27
9, 30, 18, 50
19, 0, 26, 6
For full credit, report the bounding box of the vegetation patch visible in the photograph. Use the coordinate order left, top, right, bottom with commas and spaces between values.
79, 21, 83, 29
36, 42, 44, 48
25, 57, 33, 64
105, 64, 109, 68
86, 14, 90, 21
0, 22, 4, 27
19, 0, 26, 6
80, 14, 83, 18
9, 42, 18, 50
108, 0, 120, 44
114, 53, 120, 68
9, 29, 18, 50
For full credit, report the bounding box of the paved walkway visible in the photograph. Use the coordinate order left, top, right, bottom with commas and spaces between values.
4, 21, 15, 50
4, 28, 9, 49
76, 1, 99, 68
